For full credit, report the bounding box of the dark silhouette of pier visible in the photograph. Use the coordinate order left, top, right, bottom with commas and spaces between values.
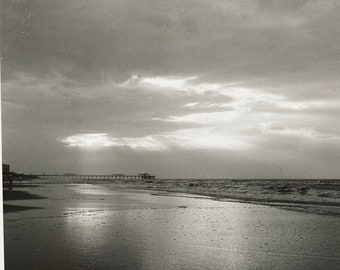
37, 173, 155, 180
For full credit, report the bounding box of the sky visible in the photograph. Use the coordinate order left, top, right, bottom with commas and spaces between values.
1, 0, 340, 178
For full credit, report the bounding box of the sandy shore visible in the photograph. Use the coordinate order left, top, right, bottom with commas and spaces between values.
3, 189, 43, 213
97, 178, 340, 216
4, 178, 340, 216
4, 183, 340, 270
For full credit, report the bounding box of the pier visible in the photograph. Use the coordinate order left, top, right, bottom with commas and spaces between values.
36, 173, 155, 180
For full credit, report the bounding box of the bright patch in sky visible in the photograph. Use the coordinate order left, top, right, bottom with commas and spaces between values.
64, 75, 337, 152
62, 75, 339, 155
61, 133, 118, 147
162, 111, 241, 125
121, 136, 167, 151
162, 128, 250, 150
121, 75, 328, 114
120, 75, 197, 91
141, 76, 198, 89
62, 134, 166, 150
62, 128, 250, 151
259, 123, 340, 141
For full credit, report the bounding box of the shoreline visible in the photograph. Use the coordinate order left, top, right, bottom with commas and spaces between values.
103, 178, 340, 216
4, 178, 340, 216
131, 187, 340, 217
4, 182, 340, 270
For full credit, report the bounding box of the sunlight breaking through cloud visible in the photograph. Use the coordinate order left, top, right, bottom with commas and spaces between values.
162, 111, 241, 125
3, 0, 340, 178
259, 123, 340, 141
121, 137, 167, 151
120, 75, 198, 90
162, 128, 250, 150
61, 133, 118, 147
61, 128, 250, 151
62, 133, 166, 150
121, 75, 329, 113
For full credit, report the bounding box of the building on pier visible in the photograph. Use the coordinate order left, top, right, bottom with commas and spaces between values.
139, 173, 155, 180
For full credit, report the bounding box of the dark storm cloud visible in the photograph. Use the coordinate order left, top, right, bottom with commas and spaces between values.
3, 0, 339, 81
1, 0, 340, 177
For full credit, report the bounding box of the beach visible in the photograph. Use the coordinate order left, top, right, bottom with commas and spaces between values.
3, 180, 340, 270
3, 1, 340, 269
122, 178, 340, 216
26, 178, 340, 215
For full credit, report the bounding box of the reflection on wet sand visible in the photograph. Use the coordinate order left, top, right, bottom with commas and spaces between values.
4, 183, 340, 270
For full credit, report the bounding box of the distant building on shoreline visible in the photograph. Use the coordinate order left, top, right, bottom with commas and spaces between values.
3, 164, 10, 175
2, 164, 12, 188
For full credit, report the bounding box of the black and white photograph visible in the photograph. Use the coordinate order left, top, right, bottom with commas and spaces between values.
1, 0, 340, 269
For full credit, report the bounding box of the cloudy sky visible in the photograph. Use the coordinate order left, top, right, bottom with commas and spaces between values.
1, 0, 340, 178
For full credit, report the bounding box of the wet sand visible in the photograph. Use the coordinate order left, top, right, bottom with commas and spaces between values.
3, 189, 44, 213
105, 178, 340, 216
3, 189, 44, 201
4, 183, 340, 270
